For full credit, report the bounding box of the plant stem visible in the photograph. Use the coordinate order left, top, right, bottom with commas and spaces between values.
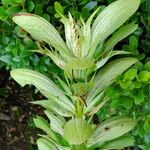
76, 97, 83, 118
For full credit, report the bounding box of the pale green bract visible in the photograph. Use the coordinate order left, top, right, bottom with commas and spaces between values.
37, 138, 58, 150
86, 57, 137, 105
104, 23, 138, 52
101, 135, 135, 150
44, 110, 66, 136
10, 69, 75, 117
33, 116, 58, 142
91, 0, 140, 51
10, 69, 68, 100
96, 50, 130, 69
12, 14, 72, 59
11, 0, 140, 149
88, 116, 137, 146
37, 137, 70, 150
32, 99, 74, 117
63, 118, 93, 145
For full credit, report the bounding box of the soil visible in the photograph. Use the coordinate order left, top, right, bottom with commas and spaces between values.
0, 69, 44, 150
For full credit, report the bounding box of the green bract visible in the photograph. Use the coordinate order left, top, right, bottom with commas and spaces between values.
11, 0, 140, 149
88, 116, 136, 146
63, 118, 93, 145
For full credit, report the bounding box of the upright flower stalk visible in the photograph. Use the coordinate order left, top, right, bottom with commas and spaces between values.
11, 0, 140, 149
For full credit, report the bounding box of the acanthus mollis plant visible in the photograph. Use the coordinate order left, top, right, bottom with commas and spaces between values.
10, 0, 140, 149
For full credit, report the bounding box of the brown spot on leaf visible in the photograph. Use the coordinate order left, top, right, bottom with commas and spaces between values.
104, 126, 110, 131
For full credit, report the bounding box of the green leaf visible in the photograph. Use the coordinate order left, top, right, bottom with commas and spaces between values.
84, 2, 97, 11
129, 36, 138, 51
106, 85, 119, 98
33, 116, 57, 141
146, 0, 150, 16
144, 61, 150, 72
104, 23, 138, 52
133, 90, 144, 105
137, 71, 150, 82
86, 98, 108, 116
87, 57, 137, 104
37, 138, 58, 150
60, 13, 76, 52
44, 110, 66, 135
0, 55, 12, 64
135, 61, 143, 71
111, 96, 121, 108
32, 99, 74, 117
91, 0, 140, 48
81, 8, 100, 57
42, 13, 50, 21
118, 80, 133, 90
31, 49, 66, 69
84, 91, 105, 114
123, 68, 137, 80
63, 118, 93, 145
101, 135, 135, 150
64, 57, 95, 71
27, 1, 35, 12
0, 7, 8, 21
2, 0, 23, 5
71, 82, 93, 96
6, 6, 21, 15
56, 76, 72, 96
133, 81, 142, 89
81, 8, 89, 19
12, 13, 71, 59
123, 96, 133, 109
12, 56, 22, 62
54, 2, 64, 14
34, 3, 43, 15
1, 21, 11, 32
88, 116, 136, 146
144, 120, 150, 133
96, 51, 130, 69
10, 69, 75, 113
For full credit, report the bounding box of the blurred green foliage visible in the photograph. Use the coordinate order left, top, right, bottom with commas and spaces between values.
0, 0, 150, 149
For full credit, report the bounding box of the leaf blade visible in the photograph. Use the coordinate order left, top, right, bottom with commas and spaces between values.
87, 57, 137, 104
91, 0, 140, 48
33, 116, 57, 141
104, 23, 138, 52
37, 138, 58, 150
44, 110, 66, 135
32, 99, 74, 117
63, 118, 93, 145
88, 116, 136, 146
12, 13, 71, 58
10, 69, 75, 113
101, 135, 135, 150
